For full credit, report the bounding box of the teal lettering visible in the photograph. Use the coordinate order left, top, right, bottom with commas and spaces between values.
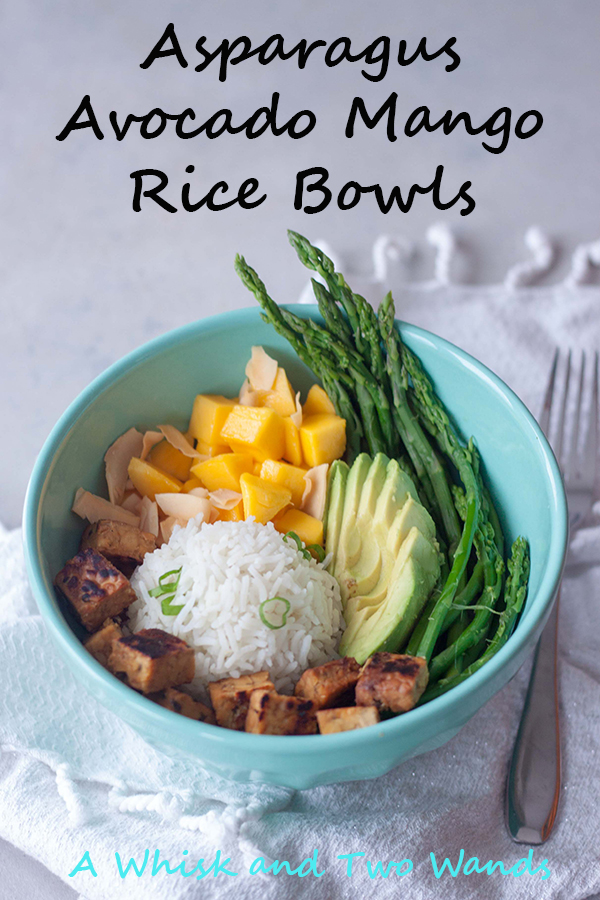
198, 850, 238, 878
249, 857, 272, 875
115, 850, 149, 879
297, 849, 325, 877
272, 860, 295, 875
366, 859, 414, 878
68, 851, 97, 878
478, 859, 510, 875
151, 850, 180, 876
430, 849, 465, 878
337, 852, 366, 877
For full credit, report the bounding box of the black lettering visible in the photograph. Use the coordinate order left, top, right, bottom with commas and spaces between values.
174, 109, 197, 139
284, 38, 328, 68
130, 168, 177, 212
256, 34, 285, 65
109, 111, 143, 141
404, 105, 433, 137
442, 37, 461, 71
139, 108, 173, 139
481, 107, 511, 154
515, 110, 543, 140
337, 181, 363, 210
346, 93, 398, 141
56, 95, 104, 141
398, 36, 460, 70
360, 36, 390, 82
238, 177, 267, 209
195, 36, 253, 82
324, 37, 354, 67
294, 166, 331, 213
139, 23, 188, 69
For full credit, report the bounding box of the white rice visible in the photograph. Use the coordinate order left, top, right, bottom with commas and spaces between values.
129, 516, 344, 696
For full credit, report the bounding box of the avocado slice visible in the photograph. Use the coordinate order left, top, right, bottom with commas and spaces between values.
342, 454, 390, 597
340, 527, 440, 662
332, 454, 372, 596
373, 459, 419, 531
324, 459, 349, 573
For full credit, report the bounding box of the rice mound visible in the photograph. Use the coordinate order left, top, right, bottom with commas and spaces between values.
129, 517, 344, 695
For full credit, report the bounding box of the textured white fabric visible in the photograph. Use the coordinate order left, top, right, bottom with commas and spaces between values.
2, 247, 600, 900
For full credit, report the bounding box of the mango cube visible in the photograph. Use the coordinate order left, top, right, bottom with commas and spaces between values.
216, 501, 244, 522
188, 395, 237, 446
147, 440, 192, 482
260, 459, 307, 507
299, 414, 346, 467
191, 453, 254, 492
196, 439, 231, 457
282, 417, 303, 467
262, 368, 297, 417
221, 406, 285, 462
239, 474, 291, 524
183, 476, 204, 493
274, 509, 324, 547
303, 384, 335, 417
127, 458, 183, 501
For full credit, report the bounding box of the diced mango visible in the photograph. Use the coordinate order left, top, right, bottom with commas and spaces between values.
239, 474, 291, 524
253, 461, 263, 476
147, 439, 193, 482
303, 384, 336, 417
260, 459, 307, 507
299, 414, 346, 467
183, 476, 204, 493
274, 509, 324, 547
262, 368, 297, 417
188, 395, 237, 446
127, 457, 183, 501
216, 500, 244, 522
221, 406, 285, 462
191, 453, 254, 492
196, 439, 231, 457
282, 417, 303, 467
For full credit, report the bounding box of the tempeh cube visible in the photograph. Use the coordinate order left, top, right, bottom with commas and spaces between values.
355, 652, 429, 713
108, 629, 194, 693
55, 548, 136, 632
84, 618, 123, 667
294, 657, 361, 709
316, 706, 380, 734
245, 689, 317, 735
208, 671, 274, 731
150, 687, 216, 724
81, 519, 156, 577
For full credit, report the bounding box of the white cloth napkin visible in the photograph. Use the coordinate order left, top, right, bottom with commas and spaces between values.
2, 231, 600, 900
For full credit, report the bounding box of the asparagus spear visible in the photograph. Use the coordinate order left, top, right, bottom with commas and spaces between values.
420, 538, 530, 702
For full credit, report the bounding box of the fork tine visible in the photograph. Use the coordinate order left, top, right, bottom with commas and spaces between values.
539, 348, 559, 438
579, 350, 599, 487
555, 350, 572, 467
565, 352, 586, 481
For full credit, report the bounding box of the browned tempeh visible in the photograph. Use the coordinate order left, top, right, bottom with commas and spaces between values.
245, 689, 317, 735
109, 628, 194, 693
81, 519, 156, 576
150, 687, 216, 724
55, 548, 136, 632
355, 652, 429, 713
316, 705, 380, 734
294, 657, 361, 709
208, 671, 274, 731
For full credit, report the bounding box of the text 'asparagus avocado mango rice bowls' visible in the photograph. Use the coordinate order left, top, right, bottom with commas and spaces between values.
24, 232, 567, 787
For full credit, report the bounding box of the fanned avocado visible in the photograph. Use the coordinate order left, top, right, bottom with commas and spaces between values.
328, 454, 441, 663
324, 459, 349, 573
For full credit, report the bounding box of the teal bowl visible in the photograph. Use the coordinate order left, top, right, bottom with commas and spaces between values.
23, 306, 567, 789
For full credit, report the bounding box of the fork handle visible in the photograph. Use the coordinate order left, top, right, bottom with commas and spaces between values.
505, 594, 561, 844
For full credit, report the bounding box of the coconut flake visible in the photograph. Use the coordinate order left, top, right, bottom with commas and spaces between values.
72, 488, 140, 527
158, 424, 202, 458
210, 489, 243, 510
188, 487, 210, 499
139, 497, 159, 537
141, 431, 163, 461
121, 492, 143, 515
104, 428, 144, 506
155, 493, 211, 523
290, 392, 303, 428
239, 378, 261, 407
301, 464, 329, 520
246, 346, 278, 391
159, 516, 186, 545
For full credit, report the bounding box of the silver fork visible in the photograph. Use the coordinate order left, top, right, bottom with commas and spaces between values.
505, 349, 599, 844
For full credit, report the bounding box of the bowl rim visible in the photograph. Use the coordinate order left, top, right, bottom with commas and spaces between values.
23, 304, 568, 756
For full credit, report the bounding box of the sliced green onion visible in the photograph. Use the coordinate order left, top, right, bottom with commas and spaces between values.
305, 544, 326, 563
283, 531, 303, 551
161, 597, 184, 616
259, 596, 291, 630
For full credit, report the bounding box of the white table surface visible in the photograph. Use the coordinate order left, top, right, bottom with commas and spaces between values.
2, 0, 600, 897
